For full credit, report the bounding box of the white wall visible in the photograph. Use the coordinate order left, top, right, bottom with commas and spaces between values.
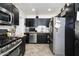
25, 14, 57, 18
15, 9, 26, 37
15, 17, 25, 37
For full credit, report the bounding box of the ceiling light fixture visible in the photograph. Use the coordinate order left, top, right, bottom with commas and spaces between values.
48, 8, 51, 12
32, 8, 35, 12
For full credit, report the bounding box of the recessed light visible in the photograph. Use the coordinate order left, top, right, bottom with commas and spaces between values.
67, 3, 70, 6
48, 8, 51, 12
32, 8, 35, 12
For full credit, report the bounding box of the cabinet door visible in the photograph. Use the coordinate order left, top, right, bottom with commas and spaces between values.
25, 18, 35, 27
29, 19, 35, 27
25, 34, 29, 43
37, 18, 50, 27
25, 19, 29, 27
75, 40, 79, 56
37, 34, 48, 43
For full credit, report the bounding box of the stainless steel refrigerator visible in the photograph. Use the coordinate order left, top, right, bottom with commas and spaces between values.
53, 17, 65, 56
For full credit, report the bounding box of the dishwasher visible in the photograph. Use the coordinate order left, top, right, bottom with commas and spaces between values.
29, 34, 37, 43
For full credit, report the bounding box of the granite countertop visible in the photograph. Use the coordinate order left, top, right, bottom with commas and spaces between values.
24, 32, 50, 34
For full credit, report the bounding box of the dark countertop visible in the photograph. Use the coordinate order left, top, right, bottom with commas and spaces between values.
24, 32, 50, 34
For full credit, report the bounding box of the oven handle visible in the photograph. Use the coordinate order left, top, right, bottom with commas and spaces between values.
0, 41, 22, 56
0, 37, 21, 48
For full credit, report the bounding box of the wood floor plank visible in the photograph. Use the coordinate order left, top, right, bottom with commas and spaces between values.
24, 44, 53, 56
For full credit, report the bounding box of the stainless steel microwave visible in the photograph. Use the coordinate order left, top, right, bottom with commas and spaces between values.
0, 7, 13, 25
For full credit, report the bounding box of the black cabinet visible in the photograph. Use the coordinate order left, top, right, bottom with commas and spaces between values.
25, 34, 29, 43
25, 19, 29, 27
25, 18, 35, 27
75, 40, 79, 56
37, 18, 50, 27
37, 33, 48, 43
25, 18, 50, 27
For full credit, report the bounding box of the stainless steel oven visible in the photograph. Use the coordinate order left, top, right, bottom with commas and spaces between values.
0, 38, 22, 56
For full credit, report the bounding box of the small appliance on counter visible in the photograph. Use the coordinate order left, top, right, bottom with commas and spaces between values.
29, 27, 36, 32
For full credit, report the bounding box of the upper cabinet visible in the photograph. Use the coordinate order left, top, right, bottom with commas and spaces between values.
25, 18, 50, 27
25, 18, 35, 27
37, 18, 50, 27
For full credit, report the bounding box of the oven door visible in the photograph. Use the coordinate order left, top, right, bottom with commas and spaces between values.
7, 42, 22, 56
0, 38, 23, 56
7, 37, 26, 56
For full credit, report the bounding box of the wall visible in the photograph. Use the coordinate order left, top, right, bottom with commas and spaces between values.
15, 9, 26, 37
26, 14, 55, 18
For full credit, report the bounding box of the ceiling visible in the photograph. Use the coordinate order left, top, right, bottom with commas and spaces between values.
14, 3, 65, 17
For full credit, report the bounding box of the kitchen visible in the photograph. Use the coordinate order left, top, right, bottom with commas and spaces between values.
0, 3, 79, 56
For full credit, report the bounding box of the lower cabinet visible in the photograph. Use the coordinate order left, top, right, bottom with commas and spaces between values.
37, 33, 48, 43
75, 40, 79, 56
25, 34, 29, 43
25, 33, 49, 44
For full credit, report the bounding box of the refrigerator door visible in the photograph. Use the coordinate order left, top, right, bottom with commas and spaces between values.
75, 21, 79, 55
53, 17, 65, 56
